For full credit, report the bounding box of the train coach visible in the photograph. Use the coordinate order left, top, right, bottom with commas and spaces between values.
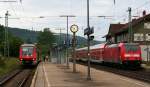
75, 43, 142, 67
19, 44, 39, 65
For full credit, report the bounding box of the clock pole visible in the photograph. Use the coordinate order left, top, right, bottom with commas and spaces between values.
72, 32, 76, 73
70, 24, 78, 73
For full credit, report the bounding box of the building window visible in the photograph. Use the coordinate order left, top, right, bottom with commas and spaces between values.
134, 33, 144, 41
144, 22, 150, 29
112, 37, 115, 43
145, 33, 150, 41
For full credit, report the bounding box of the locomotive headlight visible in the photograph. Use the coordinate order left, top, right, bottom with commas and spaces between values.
124, 54, 140, 57
133, 54, 140, 57
124, 54, 131, 57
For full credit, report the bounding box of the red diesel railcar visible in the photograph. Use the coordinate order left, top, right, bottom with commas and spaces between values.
76, 43, 142, 66
19, 44, 38, 65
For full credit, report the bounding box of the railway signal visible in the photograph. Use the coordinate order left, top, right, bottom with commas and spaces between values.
89, 35, 94, 41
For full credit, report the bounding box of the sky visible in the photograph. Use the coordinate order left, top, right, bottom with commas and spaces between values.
0, 0, 150, 41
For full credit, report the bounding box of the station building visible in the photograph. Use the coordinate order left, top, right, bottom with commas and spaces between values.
104, 11, 150, 61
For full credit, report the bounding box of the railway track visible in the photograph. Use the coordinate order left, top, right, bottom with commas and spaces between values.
0, 68, 35, 87
77, 61, 150, 83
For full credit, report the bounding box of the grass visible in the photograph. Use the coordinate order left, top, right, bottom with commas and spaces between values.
0, 57, 20, 77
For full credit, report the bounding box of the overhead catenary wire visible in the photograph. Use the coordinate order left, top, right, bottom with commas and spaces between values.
1, 0, 150, 36
111, 0, 150, 23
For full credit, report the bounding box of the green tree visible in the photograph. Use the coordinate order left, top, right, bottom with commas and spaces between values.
9, 36, 23, 57
26, 38, 32, 44
37, 28, 55, 55
0, 25, 5, 43
0, 25, 5, 55
0, 25, 23, 57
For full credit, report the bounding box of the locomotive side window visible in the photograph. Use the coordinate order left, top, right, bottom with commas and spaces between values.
125, 44, 139, 52
22, 47, 34, 56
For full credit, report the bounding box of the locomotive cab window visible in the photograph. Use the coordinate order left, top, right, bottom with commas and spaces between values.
125, 44, 139, 52
22, 47, 34, 56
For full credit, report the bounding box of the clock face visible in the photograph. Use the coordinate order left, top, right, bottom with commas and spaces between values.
70, 24, 78, 33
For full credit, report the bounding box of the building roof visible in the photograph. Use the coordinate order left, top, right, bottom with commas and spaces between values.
105, 13, 150, 37
103, 24, 125, 38
108, 24, 125, 35
116, 13, 150, 34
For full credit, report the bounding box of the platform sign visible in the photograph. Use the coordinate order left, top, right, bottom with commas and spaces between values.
84, 27, 94, 35
144, 48, 149, 51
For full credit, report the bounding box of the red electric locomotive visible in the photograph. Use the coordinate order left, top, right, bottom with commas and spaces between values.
76, 43, 142, 67
19, 44, 39, 65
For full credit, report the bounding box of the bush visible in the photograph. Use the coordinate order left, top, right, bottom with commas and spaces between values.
0, 57, 5, 67
0, 58, 19, 76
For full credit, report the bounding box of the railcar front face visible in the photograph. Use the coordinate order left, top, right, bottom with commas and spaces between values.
122, 43, 142, 65
20, 46, 36, 64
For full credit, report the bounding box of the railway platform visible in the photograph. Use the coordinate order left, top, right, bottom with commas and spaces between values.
142, 64, 150, 69
31, 62, 150, 87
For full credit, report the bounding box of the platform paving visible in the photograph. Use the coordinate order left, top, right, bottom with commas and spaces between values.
31, 62, 150, 87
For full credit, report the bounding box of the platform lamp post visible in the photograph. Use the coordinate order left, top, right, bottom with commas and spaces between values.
128, 7, 132, 43
52, 43, 58, 63
0, 0, 18, 56
60, 15, 76, 68
70, 24, 78, 73
0, 0, 19, 57
86, 0, 91, 80
55, 28, 65, 64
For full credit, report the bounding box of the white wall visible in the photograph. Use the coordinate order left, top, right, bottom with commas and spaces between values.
140, 45, 150, 61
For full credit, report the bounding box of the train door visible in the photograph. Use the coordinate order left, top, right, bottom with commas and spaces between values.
117, 47, 122, 64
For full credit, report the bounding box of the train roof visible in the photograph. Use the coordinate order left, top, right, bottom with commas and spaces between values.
123, 43, 139, 45
90, 43, 106, 49
106, 43, 140, 48
76, 43, 139, 51
118, 43, 139, 46
21, 44, 35, 47
76, 43, 106, 51
76, 47, 87, 51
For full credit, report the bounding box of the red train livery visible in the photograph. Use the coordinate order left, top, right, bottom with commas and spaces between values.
76, 43, 142, 66
19, 44, 39, 65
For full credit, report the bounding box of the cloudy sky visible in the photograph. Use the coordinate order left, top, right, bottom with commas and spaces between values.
0, 0, 150, 41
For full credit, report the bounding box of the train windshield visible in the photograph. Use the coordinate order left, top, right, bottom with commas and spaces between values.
22, 47, 33, 56
125, 44, 139, 52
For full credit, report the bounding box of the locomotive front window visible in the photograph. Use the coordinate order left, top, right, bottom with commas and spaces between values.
125, 44, 139, 52
22, 47, 33, 56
